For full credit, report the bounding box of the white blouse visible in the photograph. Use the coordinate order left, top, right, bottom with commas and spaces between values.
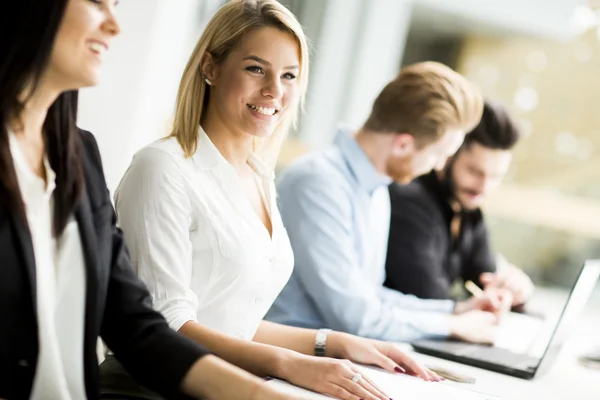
114, 128, 294, 340
9, 133, 86, 400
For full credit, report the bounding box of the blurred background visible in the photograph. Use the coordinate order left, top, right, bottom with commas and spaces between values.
79, 0, 600, 290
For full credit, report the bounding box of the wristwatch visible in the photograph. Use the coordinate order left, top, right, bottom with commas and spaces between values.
314, 328, 332, 357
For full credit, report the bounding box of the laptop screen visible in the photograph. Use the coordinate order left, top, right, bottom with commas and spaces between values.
534, 259, 600, 372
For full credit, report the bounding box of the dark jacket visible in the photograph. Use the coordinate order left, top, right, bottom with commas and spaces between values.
384, 171, 496, 300
0, 129, 208, 400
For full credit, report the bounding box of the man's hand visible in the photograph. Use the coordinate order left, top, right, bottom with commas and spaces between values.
449, 310, 498, 344
480, 264, 534, 306
454, 288, 512, 321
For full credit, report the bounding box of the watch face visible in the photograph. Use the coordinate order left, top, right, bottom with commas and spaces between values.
315, 329, 331, 356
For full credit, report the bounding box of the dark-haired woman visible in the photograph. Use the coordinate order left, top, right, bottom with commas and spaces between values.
0, 1, 299, 399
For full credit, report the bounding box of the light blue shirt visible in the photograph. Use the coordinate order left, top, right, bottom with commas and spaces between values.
266, 128, 455, 342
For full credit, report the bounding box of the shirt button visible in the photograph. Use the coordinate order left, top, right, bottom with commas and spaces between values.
17, 359, 29, 367
254, 297, 261, 305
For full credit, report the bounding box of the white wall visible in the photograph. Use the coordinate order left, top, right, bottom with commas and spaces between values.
339, 0, 413, 130
294, 0, 581, 149
416, 0, 582, 38
78, 0, 223, 194
78, 0, 582, 192
296, 0, 413, 148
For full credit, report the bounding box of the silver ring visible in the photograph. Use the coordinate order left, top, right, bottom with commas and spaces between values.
351, 372, 362, 383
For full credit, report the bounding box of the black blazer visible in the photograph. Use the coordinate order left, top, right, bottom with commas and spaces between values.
0, 129, 208, 400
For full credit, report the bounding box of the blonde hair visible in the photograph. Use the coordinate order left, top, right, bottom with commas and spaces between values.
364, 61, 483, 146
169, 0, 309, 167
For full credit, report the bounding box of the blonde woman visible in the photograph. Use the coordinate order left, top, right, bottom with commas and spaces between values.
105, 1, 439, 399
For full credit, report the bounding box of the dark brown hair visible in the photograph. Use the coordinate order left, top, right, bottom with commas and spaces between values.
462, 100, 521, 151
0, 0, 83, 235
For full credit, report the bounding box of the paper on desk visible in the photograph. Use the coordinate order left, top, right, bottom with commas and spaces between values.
356, 366, 499, 400
268, 365, 499, 400
494, 312, 545, 355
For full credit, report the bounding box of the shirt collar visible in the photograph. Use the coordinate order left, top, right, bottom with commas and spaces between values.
193, 125, 274, 180
8, 131, 56, 199
334, 127, 391, 195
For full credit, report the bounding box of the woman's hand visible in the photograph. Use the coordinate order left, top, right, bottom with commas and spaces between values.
278, 351, 390, 400
326, 332, 442, 382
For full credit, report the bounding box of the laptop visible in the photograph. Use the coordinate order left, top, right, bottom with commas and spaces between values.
411, 259, 600, 379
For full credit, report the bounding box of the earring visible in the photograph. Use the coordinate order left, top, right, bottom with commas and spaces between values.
204, 77, 212, 86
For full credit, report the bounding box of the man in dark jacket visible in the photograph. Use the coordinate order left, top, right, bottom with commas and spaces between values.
385, 100, 534, 306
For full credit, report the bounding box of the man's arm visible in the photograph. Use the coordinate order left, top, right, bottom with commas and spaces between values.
278, 172, 453, 343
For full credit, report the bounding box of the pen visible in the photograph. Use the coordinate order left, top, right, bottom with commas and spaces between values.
465, 280, 484, 297
465, 280, 503, 314
426, 365, 477, 384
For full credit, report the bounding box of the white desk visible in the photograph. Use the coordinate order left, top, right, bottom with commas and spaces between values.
267, 287, 600, 400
